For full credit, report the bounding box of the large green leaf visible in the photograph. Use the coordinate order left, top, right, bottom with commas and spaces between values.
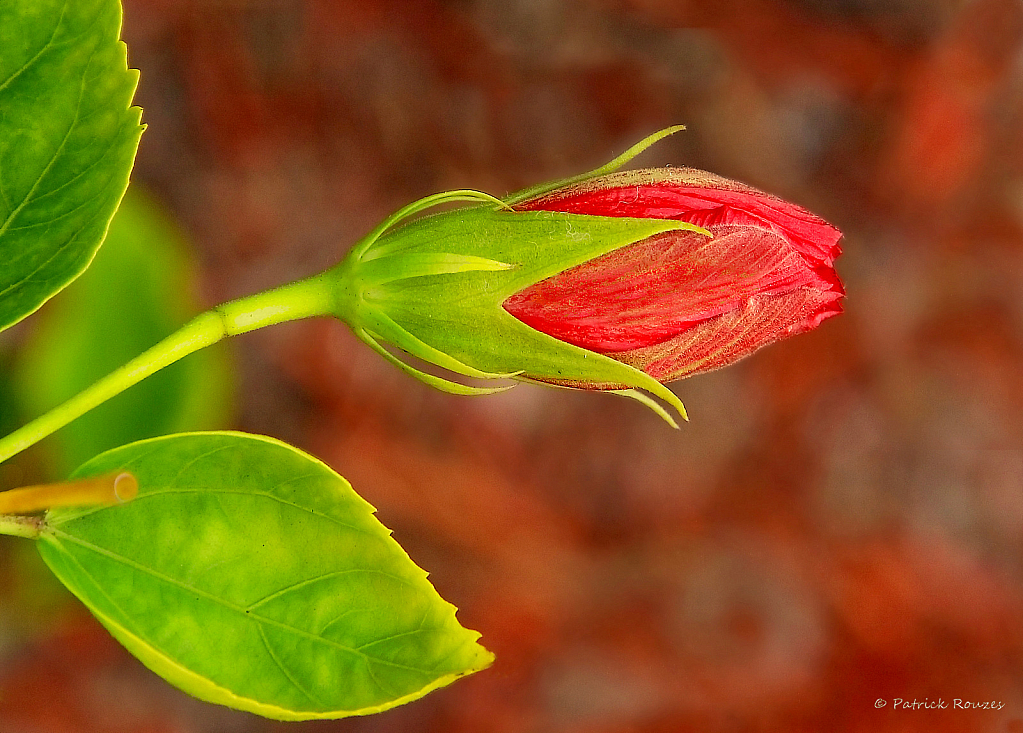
36, 432, 493, 720
0, 0, 143, 333
14, 189, 232, 477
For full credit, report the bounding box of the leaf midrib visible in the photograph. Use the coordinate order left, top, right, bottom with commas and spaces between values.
0, 44, 93, 293
48, 528, 444, 676
53, 485, 384, 539
0, 0, 68, 95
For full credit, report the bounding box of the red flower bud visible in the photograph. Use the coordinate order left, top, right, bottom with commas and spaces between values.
503, 168, 844, 384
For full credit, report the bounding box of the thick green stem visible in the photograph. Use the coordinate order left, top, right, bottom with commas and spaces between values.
0, 273, 335, 466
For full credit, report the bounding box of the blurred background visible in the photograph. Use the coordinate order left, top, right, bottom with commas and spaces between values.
2, 0, 1023, 731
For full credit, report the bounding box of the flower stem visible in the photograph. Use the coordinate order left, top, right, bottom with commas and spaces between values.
0, 273, 335, 466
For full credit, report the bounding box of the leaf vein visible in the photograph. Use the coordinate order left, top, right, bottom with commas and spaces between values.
318, 607, 373, 637
165, 443, 236, 485
10, 129, 124, 215
0, 42, 102, 301
50, 530, 440, 674
128, 488, 378, 539
0, 39, 92, 245
45, 536, 138, 633
246, 568, 414, 612
6, 196, 109, 291
257, 623, 328, 710
357, 626, 439, 652
0, 0, 68, 95
2, 171, 115, 241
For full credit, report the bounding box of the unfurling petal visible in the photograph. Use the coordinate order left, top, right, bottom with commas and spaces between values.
504, 167, 844, 380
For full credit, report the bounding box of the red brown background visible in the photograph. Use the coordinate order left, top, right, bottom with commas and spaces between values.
2, 0, 1023, 731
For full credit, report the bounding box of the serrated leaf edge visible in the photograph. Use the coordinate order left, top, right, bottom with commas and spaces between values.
74, 589, 492, 720
40, 430, 495, 720
0, 1, 145, 332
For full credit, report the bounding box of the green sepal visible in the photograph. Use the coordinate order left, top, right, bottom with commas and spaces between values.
331, 206, 701, 420
503, 125, 685, 205
349, 189, 509, 262
357, 329, 515, 396
610, 389, 685, 428
361, 308, 521, 380
360, 253, 514, 281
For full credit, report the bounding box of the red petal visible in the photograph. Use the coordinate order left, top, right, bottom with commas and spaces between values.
504, 218, 841, 352
612, 288, 843, 381
519, 168, 843, 267
505, 167, 845, 378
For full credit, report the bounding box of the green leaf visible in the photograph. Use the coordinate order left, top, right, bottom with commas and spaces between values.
36, 432, 493, 720
0, 0, 144, 333
14, 189, 232, 478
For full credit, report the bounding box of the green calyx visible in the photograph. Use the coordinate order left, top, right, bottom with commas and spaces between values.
322, 126, 699, 425
327, 198, 705, 425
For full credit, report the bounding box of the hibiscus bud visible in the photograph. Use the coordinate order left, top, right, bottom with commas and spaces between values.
328, 128, 843, 425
